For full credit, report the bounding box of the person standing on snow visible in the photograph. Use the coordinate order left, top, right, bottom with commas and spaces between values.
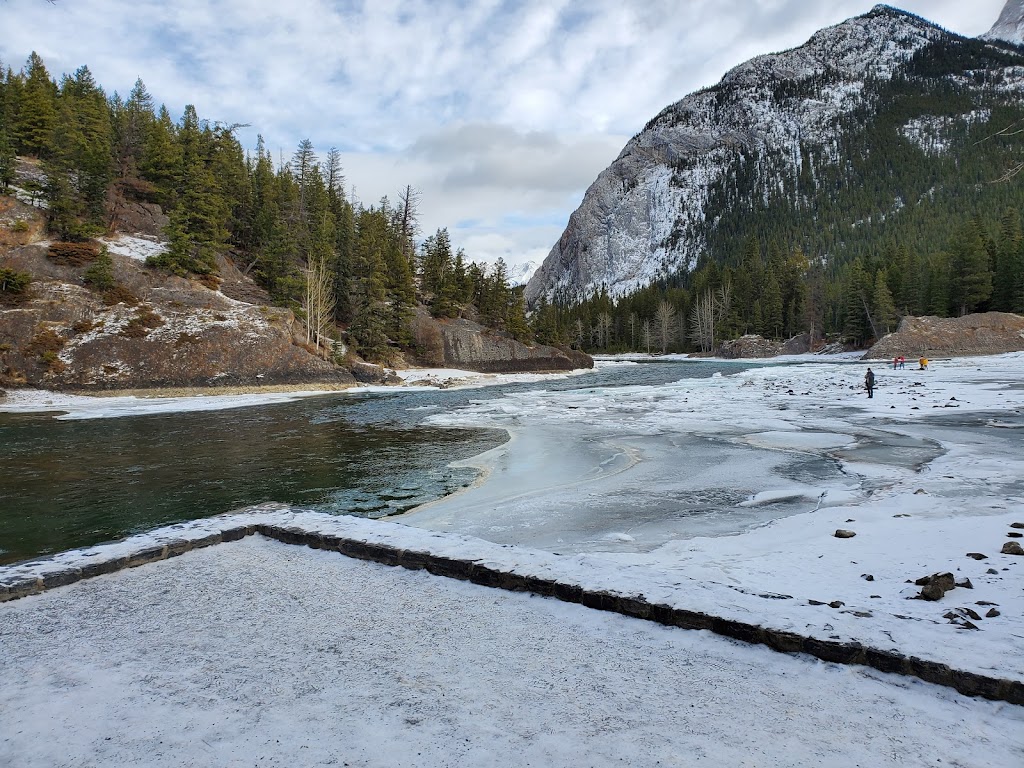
865, 367, 875, 398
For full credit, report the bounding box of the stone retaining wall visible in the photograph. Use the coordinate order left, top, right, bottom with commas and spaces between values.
2, 522, 1021, 706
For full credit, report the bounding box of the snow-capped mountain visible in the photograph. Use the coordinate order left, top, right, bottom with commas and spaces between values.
984, 0, 1024, 44
505, 260, 539, 287
525, 3, 1024, 306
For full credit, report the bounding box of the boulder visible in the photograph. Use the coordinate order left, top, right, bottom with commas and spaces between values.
410, 308, 593, 373
1001, 541, 1024, 556
915, 572, 955, 601
833, 529, 857, 538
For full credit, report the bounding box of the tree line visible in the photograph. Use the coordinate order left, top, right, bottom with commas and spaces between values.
0, 52, 529, 363
531, 211, 1024, 354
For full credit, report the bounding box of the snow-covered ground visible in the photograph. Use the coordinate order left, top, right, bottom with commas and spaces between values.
100, 233, 169, 262
396, 354, 1024, 680
2, 353, 1023, 765
2, 528, 1022, 768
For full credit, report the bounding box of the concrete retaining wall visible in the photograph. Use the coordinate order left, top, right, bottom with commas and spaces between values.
2, 522, 1021, 706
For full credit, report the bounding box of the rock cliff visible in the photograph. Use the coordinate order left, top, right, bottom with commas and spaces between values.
410, 309, 592, 373
984, 0, 1024, 44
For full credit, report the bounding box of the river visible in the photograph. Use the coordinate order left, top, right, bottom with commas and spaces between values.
2, 360, 777, 564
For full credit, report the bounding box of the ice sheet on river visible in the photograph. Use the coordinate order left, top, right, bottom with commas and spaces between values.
397, 353, 1024, 679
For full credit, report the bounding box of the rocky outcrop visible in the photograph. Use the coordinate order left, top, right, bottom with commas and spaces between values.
411, 309, 593, 373
717, 333, 811, 359
524, 7, 962, 305
0, 242, 355, 390
864, 312, 1024, 360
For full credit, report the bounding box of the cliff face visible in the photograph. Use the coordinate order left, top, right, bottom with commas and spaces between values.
411, 309, 593, 373
984, 0, 1024, 44
525, 5, 1024, 306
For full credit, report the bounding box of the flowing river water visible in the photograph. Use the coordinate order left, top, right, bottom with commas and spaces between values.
0, 360, 880, 564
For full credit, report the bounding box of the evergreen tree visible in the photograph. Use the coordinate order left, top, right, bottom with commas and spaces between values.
139, 105, 179, 202
872, 268, 897, 335
0, 128, 15, 190
760, 271, 783, 339
948, 221, 992, 315
843, 259, 872, 345
993, 209, 1022, 312
14, 52, 56, 156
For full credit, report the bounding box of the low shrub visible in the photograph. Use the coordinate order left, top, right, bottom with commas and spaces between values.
101, 285, 140, 307
119, 307, 164, 338
26, 328, 65, 359
0, 267, 31, 303
47, 241, 100, 266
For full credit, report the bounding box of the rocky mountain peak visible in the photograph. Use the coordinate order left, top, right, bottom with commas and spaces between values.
983, 0, 1024, 44
524, 6, 960, 306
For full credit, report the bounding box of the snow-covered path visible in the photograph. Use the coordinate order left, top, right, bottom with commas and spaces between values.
2, 535, 1021, 768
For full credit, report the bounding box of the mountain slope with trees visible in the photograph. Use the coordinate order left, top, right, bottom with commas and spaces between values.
524, 5, 1024, 355
0, 53, 578, 385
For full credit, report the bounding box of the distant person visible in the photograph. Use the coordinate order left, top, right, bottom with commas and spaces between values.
893, 357, 899, 370
919, 357, 928, 370
898, 356, 905, 369
865, 367, 875, 398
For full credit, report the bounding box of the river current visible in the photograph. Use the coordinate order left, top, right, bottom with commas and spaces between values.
1, 360, 765, 564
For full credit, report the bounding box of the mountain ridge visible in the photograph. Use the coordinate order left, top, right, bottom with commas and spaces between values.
525, 4, 1024, 307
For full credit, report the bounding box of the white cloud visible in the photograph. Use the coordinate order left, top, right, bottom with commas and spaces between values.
0, 0, 1008, 268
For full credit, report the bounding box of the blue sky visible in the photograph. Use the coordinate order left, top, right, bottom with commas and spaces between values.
0, 0, 1008, 270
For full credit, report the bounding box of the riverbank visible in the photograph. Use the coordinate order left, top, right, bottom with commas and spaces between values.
0, 365, 594, 419
2, 354, 1023, 765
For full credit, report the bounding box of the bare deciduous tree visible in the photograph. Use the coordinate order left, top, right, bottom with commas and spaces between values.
304, 255, 336, 357
654, 300, 676, 354
596, 311, 613, 349
690, 281, 732, 353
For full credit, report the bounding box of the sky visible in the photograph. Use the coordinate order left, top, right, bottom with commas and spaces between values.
0, 0, 1009, 271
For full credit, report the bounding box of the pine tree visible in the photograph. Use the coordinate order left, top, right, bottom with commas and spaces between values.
0, 128, 15, 190
139, 105, 179, 203
872, 268, 897, 335
761, 270, 783, 339
948, 221, 992, 316
843, 260, 872, 345
14, 52, 56, 156
993, 209, 1022, 312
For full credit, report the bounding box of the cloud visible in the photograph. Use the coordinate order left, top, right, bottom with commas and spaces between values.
0, 0, 1008, 269
409, 123, 622, 195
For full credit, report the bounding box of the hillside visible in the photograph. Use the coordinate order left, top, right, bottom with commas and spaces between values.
0, 197, 358, 391
525, 5, 1024, 307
